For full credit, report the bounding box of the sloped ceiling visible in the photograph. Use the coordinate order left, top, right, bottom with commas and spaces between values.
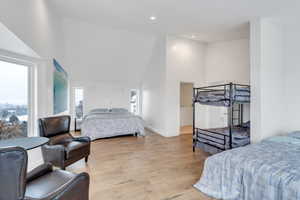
0, 22, 39, 58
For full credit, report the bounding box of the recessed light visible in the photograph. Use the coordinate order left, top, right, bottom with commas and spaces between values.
191, 35, 196, 39
149, 16, 157, 21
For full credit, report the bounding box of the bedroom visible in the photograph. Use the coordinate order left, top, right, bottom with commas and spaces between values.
0, 1, 300, 200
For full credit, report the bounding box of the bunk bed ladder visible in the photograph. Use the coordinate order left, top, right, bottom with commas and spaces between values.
231, 104, 243, 126
228, 83, 233, 149
192, 88, 196, 152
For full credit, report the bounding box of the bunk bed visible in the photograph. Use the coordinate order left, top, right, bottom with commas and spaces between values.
193, 83, 250, 154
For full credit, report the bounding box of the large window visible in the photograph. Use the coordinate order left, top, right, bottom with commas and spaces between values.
0, 59, 30, 140
130, 89, 139, 115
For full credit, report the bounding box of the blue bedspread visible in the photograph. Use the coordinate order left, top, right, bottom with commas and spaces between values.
194, 137, 300, 200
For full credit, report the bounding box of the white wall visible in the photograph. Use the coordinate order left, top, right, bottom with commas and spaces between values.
250, 17, 300, 142
142, 37, 167, 134
282, 23, 300, 132
205, 39, 250, 84
283, 21, 300, 132
250, 18, 285, 143
204, 39, 250, 128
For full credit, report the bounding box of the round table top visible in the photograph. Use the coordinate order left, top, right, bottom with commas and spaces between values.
0, 137, 49, 150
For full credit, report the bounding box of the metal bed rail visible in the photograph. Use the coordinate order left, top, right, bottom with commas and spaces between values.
193, 83, 250, 105
195, 128, 229, 151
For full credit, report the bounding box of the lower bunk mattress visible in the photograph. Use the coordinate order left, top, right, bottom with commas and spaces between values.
195, 126, 250, 154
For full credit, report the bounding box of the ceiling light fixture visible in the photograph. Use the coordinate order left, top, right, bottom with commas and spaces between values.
149, 16, 157, 21
191, 35, 196, 39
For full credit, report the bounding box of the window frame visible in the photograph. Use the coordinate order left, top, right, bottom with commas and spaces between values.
0, 55, 37, 137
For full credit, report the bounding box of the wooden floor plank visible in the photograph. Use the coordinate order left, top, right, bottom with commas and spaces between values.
69, 131, 213, 200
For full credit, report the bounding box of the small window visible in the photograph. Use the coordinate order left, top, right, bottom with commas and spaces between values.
130, 89, 139, 115
74, 88, 84, 120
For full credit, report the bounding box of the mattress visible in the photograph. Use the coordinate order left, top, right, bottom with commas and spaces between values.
195, 126, 250, 154
194, 136, 300, 200
81, 110, 145, 140
195, 87, 250, 106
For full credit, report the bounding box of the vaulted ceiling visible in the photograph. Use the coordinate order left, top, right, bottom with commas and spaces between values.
50, 0, 300, 42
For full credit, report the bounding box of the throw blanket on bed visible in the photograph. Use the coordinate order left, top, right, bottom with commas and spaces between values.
81, 110, 145, 140
194, 136, 300, 200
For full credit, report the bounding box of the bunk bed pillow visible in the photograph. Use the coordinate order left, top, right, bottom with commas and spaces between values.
287, 131, 300, 139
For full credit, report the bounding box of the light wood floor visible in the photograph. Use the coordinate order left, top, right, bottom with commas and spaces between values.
69, 130, 213, 200
180, 125, 193, 135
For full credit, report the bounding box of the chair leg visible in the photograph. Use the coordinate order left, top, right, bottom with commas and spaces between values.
85, 156, 89, 163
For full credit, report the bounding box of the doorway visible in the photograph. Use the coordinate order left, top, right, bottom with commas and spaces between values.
180, 82, 194, 135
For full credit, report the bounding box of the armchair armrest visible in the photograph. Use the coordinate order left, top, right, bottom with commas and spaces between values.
73, 136, 91, 143
27, 163, 53, 182
24, 171, 90, 200
53, 172, 90, 200
41, 144, 65, 168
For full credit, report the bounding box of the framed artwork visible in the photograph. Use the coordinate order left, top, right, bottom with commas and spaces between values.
53, 59, 68, 114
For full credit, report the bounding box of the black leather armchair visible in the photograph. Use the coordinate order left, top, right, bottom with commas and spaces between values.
0, 147, 90, 200
39, 115, 91, 169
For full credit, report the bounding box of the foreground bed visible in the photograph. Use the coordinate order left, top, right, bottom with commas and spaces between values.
194, 134, 300, 200
81, 109, 145, 141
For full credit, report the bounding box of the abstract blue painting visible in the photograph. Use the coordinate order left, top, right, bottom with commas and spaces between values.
53, 59, 68, 114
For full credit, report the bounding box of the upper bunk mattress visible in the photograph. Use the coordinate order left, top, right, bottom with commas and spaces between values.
195, 87, 250, 106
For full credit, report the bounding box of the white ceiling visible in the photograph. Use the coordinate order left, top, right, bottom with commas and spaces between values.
50, 0, 300, 42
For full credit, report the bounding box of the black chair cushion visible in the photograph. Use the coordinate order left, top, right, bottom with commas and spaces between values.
25, 170, 76, 199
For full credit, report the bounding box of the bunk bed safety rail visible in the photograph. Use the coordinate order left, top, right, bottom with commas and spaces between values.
195, 128, 228, 150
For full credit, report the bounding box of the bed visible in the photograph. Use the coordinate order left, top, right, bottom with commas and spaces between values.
196, 126, 250, 154
81, 108, 145, 141
195, 85, 250, 107
194, 133, 300, 200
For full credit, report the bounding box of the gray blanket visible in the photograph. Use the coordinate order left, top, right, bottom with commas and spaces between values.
196, 87, 250, 106
194, 136, 300, 200
81, 110, 145, 140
